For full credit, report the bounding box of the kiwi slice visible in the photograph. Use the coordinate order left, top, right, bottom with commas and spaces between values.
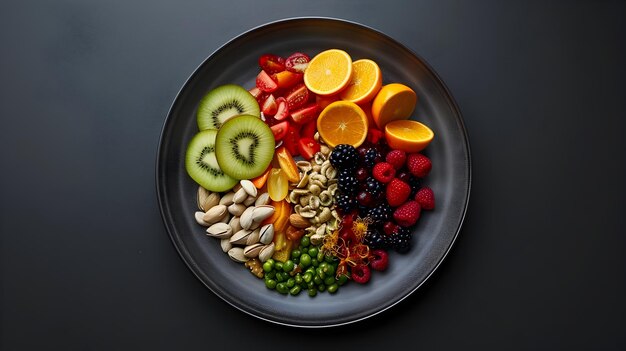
185, 129, 238, 192
197, 84, 260, 130
215, 115, 275, 180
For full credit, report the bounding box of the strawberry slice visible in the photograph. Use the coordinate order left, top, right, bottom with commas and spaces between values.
285, 83, 309, 110
282, 122, 301, 156
270, 121, 289, 141
256, 70, 278, 93
285, 52, 310, 73
290, 103, 319, 125
301, 119, 317, 139
271, 70, 303, 89
274, 97, 289, 121
297, 137, 320, 160
248, 87, 267, 105
258, 54, 285, 74
261, 94, 277, 116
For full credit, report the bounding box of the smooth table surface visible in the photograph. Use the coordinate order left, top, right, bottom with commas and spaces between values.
1, 1, 625, 349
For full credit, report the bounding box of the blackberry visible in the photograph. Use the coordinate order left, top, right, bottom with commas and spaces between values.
393, 227, 413, 254
336, 194, 356, 213
368, 203, 392, 224
329, 144, 359, 170
364, 228, 387, 250
363, 148, 382, 169
338, 175, 359, 195
364, 177, 383, 197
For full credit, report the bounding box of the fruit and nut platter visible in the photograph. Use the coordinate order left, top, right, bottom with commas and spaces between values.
186, 49, 436, 297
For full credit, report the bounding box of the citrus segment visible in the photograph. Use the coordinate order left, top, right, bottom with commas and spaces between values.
384, 119, 434, 153
371, 83, 417, 129
339, 59, 382, 105
316, 101, 368, 148
303, 49, 353, 96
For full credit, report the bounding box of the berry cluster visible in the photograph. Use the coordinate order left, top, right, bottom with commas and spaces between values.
329, 138, 436, 284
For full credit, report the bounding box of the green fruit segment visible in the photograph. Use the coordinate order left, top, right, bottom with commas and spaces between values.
185, 129, 238, 192
215, 115, 275, 180
197, 84, 260, 130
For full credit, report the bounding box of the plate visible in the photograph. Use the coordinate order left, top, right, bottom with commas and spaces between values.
156, 17, 471, 327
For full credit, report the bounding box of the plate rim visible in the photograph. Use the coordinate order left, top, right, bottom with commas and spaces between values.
155, 16, 472, 328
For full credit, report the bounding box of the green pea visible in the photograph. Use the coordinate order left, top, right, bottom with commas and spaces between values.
305, 267, 316, 275
327, 283, 339, 294
317, 284, 326, 292
295, 273, 303, 285
323, 264, 335, 277
262, 261, 274, 272
300, 236, 310, 248
300, 253, 311, 267
275, 272, 286, 282
303, 272, 312, 283
265, 279, 277, 289
291, 249, 301, 259
286, 278, 295, 288
311, 258, 319, 267
308, 247, 319, 258
324, 276, 336, 286
316, 267, 326, 280
317, 250, 325, 262
289, 285, 301, 295
283, 260, 295, 273
274, 262, 283, 272
313, 275, 323, 285
325, 255, 335, 263
308, 288, 317, 297
307, 280, 315, 289
276, 282, 289, 294
264, 270, 276, 279
337, 274, 349, 286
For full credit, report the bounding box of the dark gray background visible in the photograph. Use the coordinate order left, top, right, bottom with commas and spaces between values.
1, 0, 625, 349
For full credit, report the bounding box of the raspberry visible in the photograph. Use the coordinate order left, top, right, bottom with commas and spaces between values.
406, 153, 432, 178
382, 221, 398, 235
351, 264, 371, 284
415, 186, 435, 210
393, 200, 421, 227
369, 249, 389, 271
385, 150, 406, 170
385, 178, 411, 207
372, 162, 396, 183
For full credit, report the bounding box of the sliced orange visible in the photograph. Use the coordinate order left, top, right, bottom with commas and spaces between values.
339, 59, 382, 105
316, 101, 368, 148
303, 49, 353, 96
371, 83, 417, 129
384, 119, 434, 153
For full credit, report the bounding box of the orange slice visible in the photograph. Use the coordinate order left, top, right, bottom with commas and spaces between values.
316, 101, 368, 148
384, 119, 434, 153
371, 83, 417, 129
303, 49, 353, 96
339, 59, 382, 105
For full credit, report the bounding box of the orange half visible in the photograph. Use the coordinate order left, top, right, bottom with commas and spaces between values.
339, 59, 382, 105
371, 83, 417, 129
316, 101, 368, 148
303, 49, 353, 96
384, 119, 434, 153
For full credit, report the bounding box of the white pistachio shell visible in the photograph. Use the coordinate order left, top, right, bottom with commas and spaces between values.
254, 193, 270, 207
240, 179, 257, 197
220, 238, 232, 252
239, 206, 256, 230
229, 229, 252, 245
246, 228, 261, 245
219, 192, 235, 206
202, 204, 227, 224
228, 203, 246, 216
206, 222, 232, 239
243, 243, 264, 258
194, 211, 210, 226
232, 187, 248, 204
228, 247, 248, 262
258, 242, 275, 262
252, 205, 275, 223
259, 224, 274, 245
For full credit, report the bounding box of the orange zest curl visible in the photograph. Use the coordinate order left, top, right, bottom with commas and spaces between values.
352, 216, 372, 242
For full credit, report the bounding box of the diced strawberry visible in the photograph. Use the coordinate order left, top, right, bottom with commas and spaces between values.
256, 70, 278, 93
282, 122, 301, 156
285, 83, 309, 110
290, 103, 319, 125
248, 87, 267, 105
301, 119, 317, 139
271, 70, 303, 89
270, 121, 289, 141
297, 137, 320, 160
366, 128, 385, 144
261, 94, 277, 116
258, 54, 285, 74
285, 52, 310, 73
274, 97, 289, 121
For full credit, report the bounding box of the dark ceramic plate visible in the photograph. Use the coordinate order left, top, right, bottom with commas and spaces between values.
156, 17, 471, 327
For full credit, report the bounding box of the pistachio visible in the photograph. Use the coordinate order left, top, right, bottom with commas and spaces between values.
194, 211, 210, 226
239, 206, 255, 230
321, 162, 336, 180
232, 187, 248, 204
243, 243, 264, 258
310, 233, 325, 245
314, 152, 325, 165
243, 195, 257, 207
228, 247, 248, 263
296, 160, 312, 173
239, 179, 257, 197
310, 179, 326, 190
296, 173, 310, 188
328, 183, 338, 196
289, 213, 311, 229
228, 203, 246, 216
229, 216, 242, 233
320, 144, 331, 156
309, 196, 320, 209
299, 194, 311, 207
298, 205, 316, 219
311, 173, 328, 184
202, 204, 228, 224
218, 212, 231, 224
220, 238, 232, 252
312, 164, 322, 173
315, 223, 327, 237
258, 242, 275, 262
252, 205, 275, 223
248, 220, 262, 230
246, 228, 261, 245
197, 186, 211, 210
310, 216, 319, 225
229, 229, 252, 245
206, 222, 233, 239
254, 192, 270, 207
197, 187, 220, 211
259, 224, 274, 244
308, 184, 321, 196
219, 192, 235, 206
288, 191, 299, 204
319, 190, 333, 207
318, 207, 332, 223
